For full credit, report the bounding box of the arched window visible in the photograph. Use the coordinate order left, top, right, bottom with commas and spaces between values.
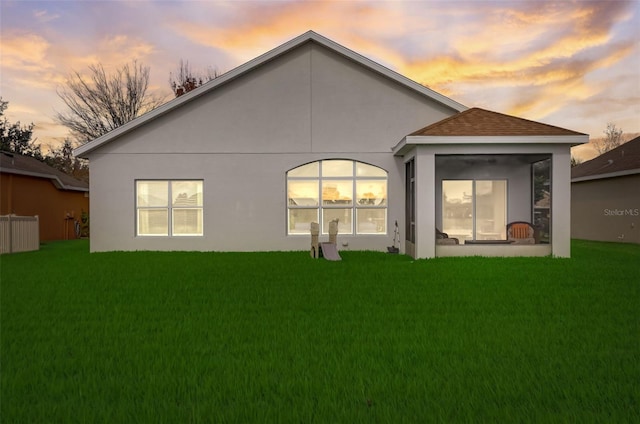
287, 160, 387, 235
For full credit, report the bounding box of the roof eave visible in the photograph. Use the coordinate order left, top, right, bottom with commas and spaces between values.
1, 168, 89, 192
571, 168, 640, 182
393, 135, 588, 155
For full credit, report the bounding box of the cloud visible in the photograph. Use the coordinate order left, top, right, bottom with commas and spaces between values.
1, 0, 637, 150
34, 9, 60, 23
394, 0, 637, 124
169, 0, 406, 64
1, 31, 54, 72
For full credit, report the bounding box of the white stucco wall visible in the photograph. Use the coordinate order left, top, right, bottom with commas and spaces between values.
86, 43, 457, 252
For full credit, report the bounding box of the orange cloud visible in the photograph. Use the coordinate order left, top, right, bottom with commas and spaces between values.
170, 0, 406, 64
1, 31, 54, 72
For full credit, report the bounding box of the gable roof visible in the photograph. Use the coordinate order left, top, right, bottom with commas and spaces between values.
571, 136, 640, 182
0, 151, 89, 192
409, 108, 587, 137
74, 30, 467, 158
393, 107, 589, 155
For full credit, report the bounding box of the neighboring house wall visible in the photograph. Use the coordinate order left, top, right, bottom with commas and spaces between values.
571, 174, 640, 244
0, 173, 89, 241
86, 43, 458, 252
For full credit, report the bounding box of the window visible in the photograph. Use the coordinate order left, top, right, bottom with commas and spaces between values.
405, 158, 415, 243
532, 158, 551, 243
442, 180, 507, 242
287, 160, 387, 235
136, 180, 203, 236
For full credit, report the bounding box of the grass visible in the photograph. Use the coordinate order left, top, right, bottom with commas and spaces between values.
1, 240, 639, 423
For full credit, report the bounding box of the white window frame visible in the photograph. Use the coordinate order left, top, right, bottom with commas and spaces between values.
287, 160, 388, 235
136, 180, 204, 237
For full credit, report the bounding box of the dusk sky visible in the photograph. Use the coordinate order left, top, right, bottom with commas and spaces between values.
1, 0, 638, 160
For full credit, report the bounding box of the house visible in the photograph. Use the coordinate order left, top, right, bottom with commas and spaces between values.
571, 136, 640, 244
1, 151, 89, 241
74, 31, 587, 258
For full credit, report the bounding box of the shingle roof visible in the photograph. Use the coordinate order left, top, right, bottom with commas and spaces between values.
0, 151, 89, 191
409, 107, 587, 137
571, 136, 640, 181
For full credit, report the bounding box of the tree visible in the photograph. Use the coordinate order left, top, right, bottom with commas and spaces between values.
594, 122, 623, 155
570, 156, 582, 167
45, 138, 89, 182
56, 61, 165, 144
0, 98, 43, 159
169, 59, 220, 97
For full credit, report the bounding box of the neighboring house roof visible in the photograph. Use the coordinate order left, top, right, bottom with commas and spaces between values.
393, 107, 588, 155
571, 136, 640, 182
74, 30, 467, 158
0, 151, 89, 192
409, 108, 587, 137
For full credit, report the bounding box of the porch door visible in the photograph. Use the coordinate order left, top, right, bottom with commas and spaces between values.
442, 180, 507, 242
405, 159, 415, 243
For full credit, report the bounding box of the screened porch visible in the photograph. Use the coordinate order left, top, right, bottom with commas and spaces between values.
435, 154, 551, 246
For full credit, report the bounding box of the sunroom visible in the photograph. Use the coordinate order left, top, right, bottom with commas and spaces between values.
392, 108, 588, 259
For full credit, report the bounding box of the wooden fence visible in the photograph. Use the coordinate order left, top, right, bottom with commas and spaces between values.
0, 215, 40, 254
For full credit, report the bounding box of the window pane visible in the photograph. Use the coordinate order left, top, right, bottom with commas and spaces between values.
322, 180, 353, 205
356, 180, 387, 206
322, 160, 353, 177
533, 159, 551, 243
476, 180, 507, 240
357, 208, 386, 234
356, 162, 386, 177
173, 208, 203, 236
442, 180, 473, 241
138, 209, 168, 236
288, 162, 319, 178
288, 209, 318, 234
172, 181, 203, 207
137, 181, 168, 207
288, 180, 319, 206
322, 209, 352, 234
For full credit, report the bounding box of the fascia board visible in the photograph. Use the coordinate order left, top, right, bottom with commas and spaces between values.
391, 137, 410, 156
74, 31, 467, 158
571, 168, 640, 182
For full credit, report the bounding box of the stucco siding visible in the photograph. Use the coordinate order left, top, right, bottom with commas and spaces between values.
571, 174, 640, 244
94, 43, 455, 157
95, 45, 313, 155
88, 152, 405, 252
309, 44, 454, 153
86, 42, 458, 252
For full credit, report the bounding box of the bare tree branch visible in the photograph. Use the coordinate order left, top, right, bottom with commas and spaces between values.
169, 59, 221, 97
594, 122, 623, 155
56, 61, 166, 144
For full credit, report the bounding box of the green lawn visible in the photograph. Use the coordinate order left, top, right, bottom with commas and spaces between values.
1, 240, 639, 423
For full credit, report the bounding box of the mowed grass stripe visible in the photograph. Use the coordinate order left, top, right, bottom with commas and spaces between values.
1, 240, 639, 423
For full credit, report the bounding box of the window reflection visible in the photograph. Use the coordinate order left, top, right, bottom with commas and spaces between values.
287, 160, 387, 235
